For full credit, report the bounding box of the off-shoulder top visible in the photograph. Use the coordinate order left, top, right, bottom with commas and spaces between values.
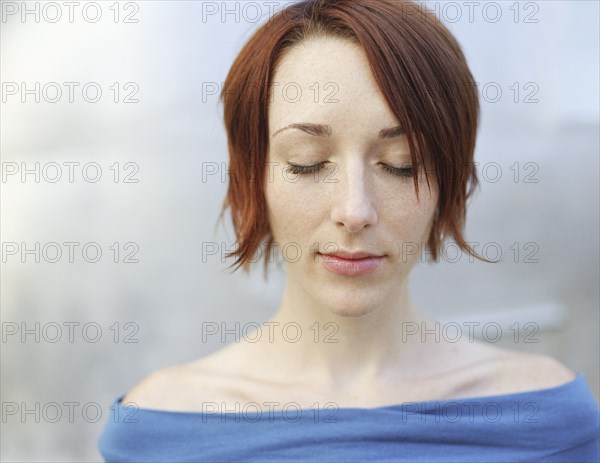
98, 372, 600, 462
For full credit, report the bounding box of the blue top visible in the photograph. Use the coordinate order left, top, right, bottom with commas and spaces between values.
98, 372, 600, 462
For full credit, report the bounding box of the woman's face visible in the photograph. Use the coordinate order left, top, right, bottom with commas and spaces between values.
265, 36, 438, 317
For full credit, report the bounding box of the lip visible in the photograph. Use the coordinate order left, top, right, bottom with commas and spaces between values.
321, 250, 383, 260
318, 252, 385, 277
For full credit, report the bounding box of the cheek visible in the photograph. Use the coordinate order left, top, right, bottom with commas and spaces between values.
265, 168, 324, 225
414, 188, 439, 242
264, 177, 302, 243
383, 184, 438, 236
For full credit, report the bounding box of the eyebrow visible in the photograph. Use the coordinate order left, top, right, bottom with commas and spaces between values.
271, 123, 405, 139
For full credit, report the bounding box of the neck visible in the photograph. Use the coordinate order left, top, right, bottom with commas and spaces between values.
255, 273, 439, 391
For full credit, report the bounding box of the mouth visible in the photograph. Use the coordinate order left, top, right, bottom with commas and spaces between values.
318, 250, 385, 260
317, 252, 385, 276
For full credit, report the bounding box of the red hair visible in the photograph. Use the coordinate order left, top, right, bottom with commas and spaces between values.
218, 0, 494, 276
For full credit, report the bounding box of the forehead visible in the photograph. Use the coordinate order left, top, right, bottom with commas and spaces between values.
268, 36, 399, 138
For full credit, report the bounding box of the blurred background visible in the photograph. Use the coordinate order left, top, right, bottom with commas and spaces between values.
1, 0, 598, 460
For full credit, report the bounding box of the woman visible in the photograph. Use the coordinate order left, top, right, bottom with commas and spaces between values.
99, 1, 600, 461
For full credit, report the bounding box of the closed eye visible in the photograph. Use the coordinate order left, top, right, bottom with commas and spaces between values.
379, 163, 414, 178
284, 162, 415, 178
284, 162, 328, 175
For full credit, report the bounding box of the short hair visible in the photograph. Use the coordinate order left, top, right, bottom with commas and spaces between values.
217, 0, 494, 277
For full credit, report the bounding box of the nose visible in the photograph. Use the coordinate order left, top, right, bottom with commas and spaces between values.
330, 162, 378, 233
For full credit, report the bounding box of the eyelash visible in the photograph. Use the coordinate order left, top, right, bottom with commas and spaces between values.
380, 163, 415, 178
285, 162, 327, 175
285, 162, 415, 178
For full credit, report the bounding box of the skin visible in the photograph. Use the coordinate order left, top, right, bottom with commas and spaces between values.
122, 36, 576, 412
265, 37, 437, 320
261, 35, 444, 390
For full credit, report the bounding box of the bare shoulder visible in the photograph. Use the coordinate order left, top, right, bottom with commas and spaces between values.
121, 364, 192, 410
121, 353, 239, 411
478, 348, 577, 395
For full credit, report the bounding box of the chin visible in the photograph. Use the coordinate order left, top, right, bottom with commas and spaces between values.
323, 298, 380, 318
329, 308, 376, 318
